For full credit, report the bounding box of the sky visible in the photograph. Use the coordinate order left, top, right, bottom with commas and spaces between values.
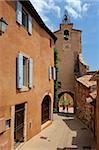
30, 0, 99, 71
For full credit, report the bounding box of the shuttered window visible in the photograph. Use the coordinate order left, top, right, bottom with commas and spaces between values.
49, 66, 53, 80
54, 67, 56, 80
48, 66, 56, 80
22, 9, 28, 29
16, 1, 32, 35
17, 53, 23, 89
17, 53, 33, 90
28, 15, 32, 35
23, 57, 28, 87
16, 1, 22, 25
29, 58, 33, 88
49, 66, 52, 80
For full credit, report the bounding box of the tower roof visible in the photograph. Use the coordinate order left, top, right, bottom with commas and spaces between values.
62, 9, 71, 24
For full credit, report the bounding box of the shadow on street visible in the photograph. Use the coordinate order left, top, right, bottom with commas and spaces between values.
57, 112, 95, 150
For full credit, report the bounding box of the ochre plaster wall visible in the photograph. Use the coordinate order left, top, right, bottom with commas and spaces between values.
0, 1, 54, 149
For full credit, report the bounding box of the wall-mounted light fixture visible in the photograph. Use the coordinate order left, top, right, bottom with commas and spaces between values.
0, 17, 8, 35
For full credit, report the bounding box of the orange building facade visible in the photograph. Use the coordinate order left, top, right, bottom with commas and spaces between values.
0, 1, 56, 149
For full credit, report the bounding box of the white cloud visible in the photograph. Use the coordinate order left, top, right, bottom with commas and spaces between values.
65, 5, 80, 18
30, 0, 61, 23
82, 3, 90, 12
30, 0, 90, 31
65, 0, 90, 19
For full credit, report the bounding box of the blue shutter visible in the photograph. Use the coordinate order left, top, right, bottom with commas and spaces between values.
54, 67, 56, 80
29, 58, 33, 88
17, 53, 23, 89
49, 66, 52, 80
16, 1, 22, 25
28, 15, 32, 35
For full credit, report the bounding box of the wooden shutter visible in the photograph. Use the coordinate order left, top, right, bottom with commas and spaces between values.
17, 53, 23, 89
28, 15, 32, 35
16, 1, 22, 25
29, 58, 33, 88
49, 66, 52, 80
54, 67, 56, 80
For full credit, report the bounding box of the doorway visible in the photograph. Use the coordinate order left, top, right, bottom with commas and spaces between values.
59, 92, 74, 113
41, 95, 51, 124
14, 103, 25, 146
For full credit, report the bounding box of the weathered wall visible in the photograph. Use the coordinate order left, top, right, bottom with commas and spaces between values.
76, 81, 95, 132
0, 1, 54, 149
79, 62, 88, 75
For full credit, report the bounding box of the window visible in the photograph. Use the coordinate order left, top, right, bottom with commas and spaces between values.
49, 66, 56, 80
64, 30, 69, 40
49, 66, 53, 80
16, 1, 32, 35
23, 57, 28, 87
22, 9, 28, 29
17, 53, 33, 91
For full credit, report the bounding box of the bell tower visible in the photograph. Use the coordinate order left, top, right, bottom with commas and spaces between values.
62, 9, 71, 25
60, 9, 73, 31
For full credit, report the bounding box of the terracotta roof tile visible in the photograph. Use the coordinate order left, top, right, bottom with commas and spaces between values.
77, 74, 96, 88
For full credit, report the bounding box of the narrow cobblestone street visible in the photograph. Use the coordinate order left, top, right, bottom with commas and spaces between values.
20, 113, 95, 150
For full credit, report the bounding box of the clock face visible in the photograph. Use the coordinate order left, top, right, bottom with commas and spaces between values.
64, 30, 69, 40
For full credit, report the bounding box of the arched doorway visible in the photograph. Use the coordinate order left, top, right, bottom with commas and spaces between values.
58, 91, 74, 113
41, 95, 51, 124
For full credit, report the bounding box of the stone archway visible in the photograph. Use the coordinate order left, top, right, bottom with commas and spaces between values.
58, 91, 74, 113
41, 95, 51, 124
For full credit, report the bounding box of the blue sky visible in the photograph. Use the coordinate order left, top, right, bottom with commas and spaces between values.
30, 0, 99, 71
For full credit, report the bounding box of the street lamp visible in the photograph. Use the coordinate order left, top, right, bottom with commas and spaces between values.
0, 17, 8, 35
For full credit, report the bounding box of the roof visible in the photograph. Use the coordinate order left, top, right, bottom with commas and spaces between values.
77, 74, 96, 88
54, 29, 61, 33
20, 0, 57, 42
72, 29, 82, 32
54, 27, 81, 34
54, 23, 81, 33
90, 71, 99, 81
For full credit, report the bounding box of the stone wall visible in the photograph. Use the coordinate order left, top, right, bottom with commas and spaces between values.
76, 81, 95, 133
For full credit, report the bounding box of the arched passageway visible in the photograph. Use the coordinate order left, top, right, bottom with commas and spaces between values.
58, 91, 74, 113
41, 95, 51, 124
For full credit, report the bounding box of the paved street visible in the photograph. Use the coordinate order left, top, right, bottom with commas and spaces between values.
20, 113, 95, 150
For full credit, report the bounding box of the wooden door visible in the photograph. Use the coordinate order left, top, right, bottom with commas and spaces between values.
42, 96, 50, 124
14, 103, 25, 143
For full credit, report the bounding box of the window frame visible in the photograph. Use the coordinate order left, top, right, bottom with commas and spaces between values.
17, 52, 32, 92
16, 1, 32, 34
23, 56, 29, 88
22, 8, 28, 30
